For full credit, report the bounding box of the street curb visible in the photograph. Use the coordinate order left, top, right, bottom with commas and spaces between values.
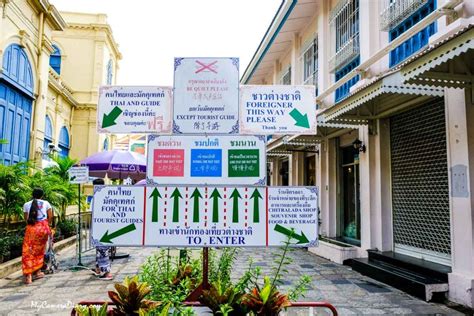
0, 236, 76, 279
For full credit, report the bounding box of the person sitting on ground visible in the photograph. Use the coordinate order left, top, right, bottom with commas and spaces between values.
92, 178, 113, 280
22, 188, 53, 285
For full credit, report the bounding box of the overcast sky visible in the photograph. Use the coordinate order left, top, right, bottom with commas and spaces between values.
51, 0, 281, 86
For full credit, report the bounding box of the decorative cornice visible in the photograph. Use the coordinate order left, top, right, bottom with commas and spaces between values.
67, 23, 122, 60
48, 68, 78, 106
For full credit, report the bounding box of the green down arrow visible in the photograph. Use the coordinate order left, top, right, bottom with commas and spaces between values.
149, 188, 161, 222
289, 108, 310, 128
274, 224, 310, 244
191, 188, 202, 222
100, 223, 136, 243
102, 106, 123, 128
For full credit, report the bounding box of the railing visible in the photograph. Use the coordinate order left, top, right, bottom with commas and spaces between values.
72, 301, 338, 316
65, 212, 93, 254
380, 0, 428, 31
329, 36, 360, 73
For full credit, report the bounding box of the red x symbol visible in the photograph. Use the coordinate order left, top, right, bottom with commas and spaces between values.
195, 60, 218, 74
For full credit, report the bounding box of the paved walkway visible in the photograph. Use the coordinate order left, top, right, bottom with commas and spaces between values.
0, 245, 462, 315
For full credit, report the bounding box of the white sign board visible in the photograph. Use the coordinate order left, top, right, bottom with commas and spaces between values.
97, 86, 172, 134
91, 186, 144, 246
91, 185, 318, 247
173, 58, 239, 134
239, 85, 317, 135
146, 135, 266, 186
69, 166, 89, 184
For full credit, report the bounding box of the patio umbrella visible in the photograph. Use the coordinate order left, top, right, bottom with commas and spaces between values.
135, 179, 147, 186
79, 150, 146, 181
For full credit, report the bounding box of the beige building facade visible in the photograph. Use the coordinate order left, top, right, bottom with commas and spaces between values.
0, 0, 120, 166
243, 0, 474, 307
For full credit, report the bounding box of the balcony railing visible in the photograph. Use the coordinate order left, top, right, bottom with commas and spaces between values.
380, 0, 428, 31
329, 36, 360, 73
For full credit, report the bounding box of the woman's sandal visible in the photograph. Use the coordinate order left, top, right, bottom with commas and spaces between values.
32, 272, 45, 280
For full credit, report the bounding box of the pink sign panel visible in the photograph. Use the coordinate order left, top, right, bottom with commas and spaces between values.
153, 149, 185, 177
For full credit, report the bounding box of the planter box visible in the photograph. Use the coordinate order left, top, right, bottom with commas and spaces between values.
308, 239, 358, 264
71, 301, 338, 316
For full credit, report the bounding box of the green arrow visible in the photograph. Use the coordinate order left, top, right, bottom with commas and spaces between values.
250, 189, 262, 223
149, 188, 162, 222
230, 188, 241, 223
191, 188, 202, 222
102, 106, 123, 128
171, 188, 182, 222
274, 224, 310, 244
100, 223, 136, 243
210, 188, 221, 223
289, 108, 310, 128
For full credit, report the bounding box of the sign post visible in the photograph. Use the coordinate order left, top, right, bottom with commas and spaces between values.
69, 166, 89, 267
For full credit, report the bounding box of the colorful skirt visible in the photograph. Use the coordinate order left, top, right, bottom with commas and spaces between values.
22, 220, 51, 275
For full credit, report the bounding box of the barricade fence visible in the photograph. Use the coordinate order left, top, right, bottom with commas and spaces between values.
65, 212, 93, 254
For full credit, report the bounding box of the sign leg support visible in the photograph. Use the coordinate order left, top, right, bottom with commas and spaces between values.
185, 247, 209, 302
77, 183, 83, 266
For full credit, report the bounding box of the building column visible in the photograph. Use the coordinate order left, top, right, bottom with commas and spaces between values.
446, 88, 474, 307
321, 138, 338, 237
358, 125, 372, 251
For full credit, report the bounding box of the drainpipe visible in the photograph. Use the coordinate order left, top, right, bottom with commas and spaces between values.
29, 11, 44, 165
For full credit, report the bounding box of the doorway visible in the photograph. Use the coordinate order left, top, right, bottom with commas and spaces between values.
340, 146, 360, 245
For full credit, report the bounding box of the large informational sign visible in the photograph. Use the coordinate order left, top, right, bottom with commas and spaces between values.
173, 58, 239, 134
239, 85, 317, 135
97, 86, 172, 134
146, 135, 266, 185
69, 166, 89, 184
91, 186, 318, 247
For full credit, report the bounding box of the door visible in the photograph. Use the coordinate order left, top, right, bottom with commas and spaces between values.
340, 146, 361, 245
390, 98, 451, 265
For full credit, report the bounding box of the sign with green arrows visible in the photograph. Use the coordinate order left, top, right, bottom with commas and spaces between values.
97, 86, 172, 134
91, 186, 145, 246
91, 185, 318, 248
239, 85, 316, 135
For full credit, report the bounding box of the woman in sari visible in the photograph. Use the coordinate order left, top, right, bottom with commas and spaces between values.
22, 188, 53, 284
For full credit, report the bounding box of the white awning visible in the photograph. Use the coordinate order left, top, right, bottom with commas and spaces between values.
401, 24, 474, 88
322, 71, 443, 122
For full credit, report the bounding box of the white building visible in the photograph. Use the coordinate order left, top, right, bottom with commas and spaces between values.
243, 0, 474, 307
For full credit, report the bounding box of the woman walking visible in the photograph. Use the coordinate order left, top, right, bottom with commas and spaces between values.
22, 188, 53, 284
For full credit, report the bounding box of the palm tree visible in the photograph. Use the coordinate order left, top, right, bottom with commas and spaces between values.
0, 162, 31, 226
45, 155, 77, 181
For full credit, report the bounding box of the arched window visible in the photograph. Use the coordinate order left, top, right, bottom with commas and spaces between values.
43, 115, 53, 159
58, 126, 70, 158
49, 45, 61, 74
103, 138, 109, 151
0, 44, 34, 165
106, 59, 113, 85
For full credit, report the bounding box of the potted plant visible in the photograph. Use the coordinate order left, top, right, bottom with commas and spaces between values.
108, 276, 160, 315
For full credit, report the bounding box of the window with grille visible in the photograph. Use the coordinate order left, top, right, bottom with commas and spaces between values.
303, 38, 318, 94
389, 0, 436, 67
329, 0, 360, 73
330, 0, 360, 102
280, 67, 291, 85
380, 0, 429, 31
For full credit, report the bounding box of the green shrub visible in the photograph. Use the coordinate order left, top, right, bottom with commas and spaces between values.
0, 234, 11, 261
57, 218, 77, 238
139, 249, 201, 313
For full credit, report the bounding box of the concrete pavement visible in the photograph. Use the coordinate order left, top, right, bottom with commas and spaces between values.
0, 245, 463, 315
